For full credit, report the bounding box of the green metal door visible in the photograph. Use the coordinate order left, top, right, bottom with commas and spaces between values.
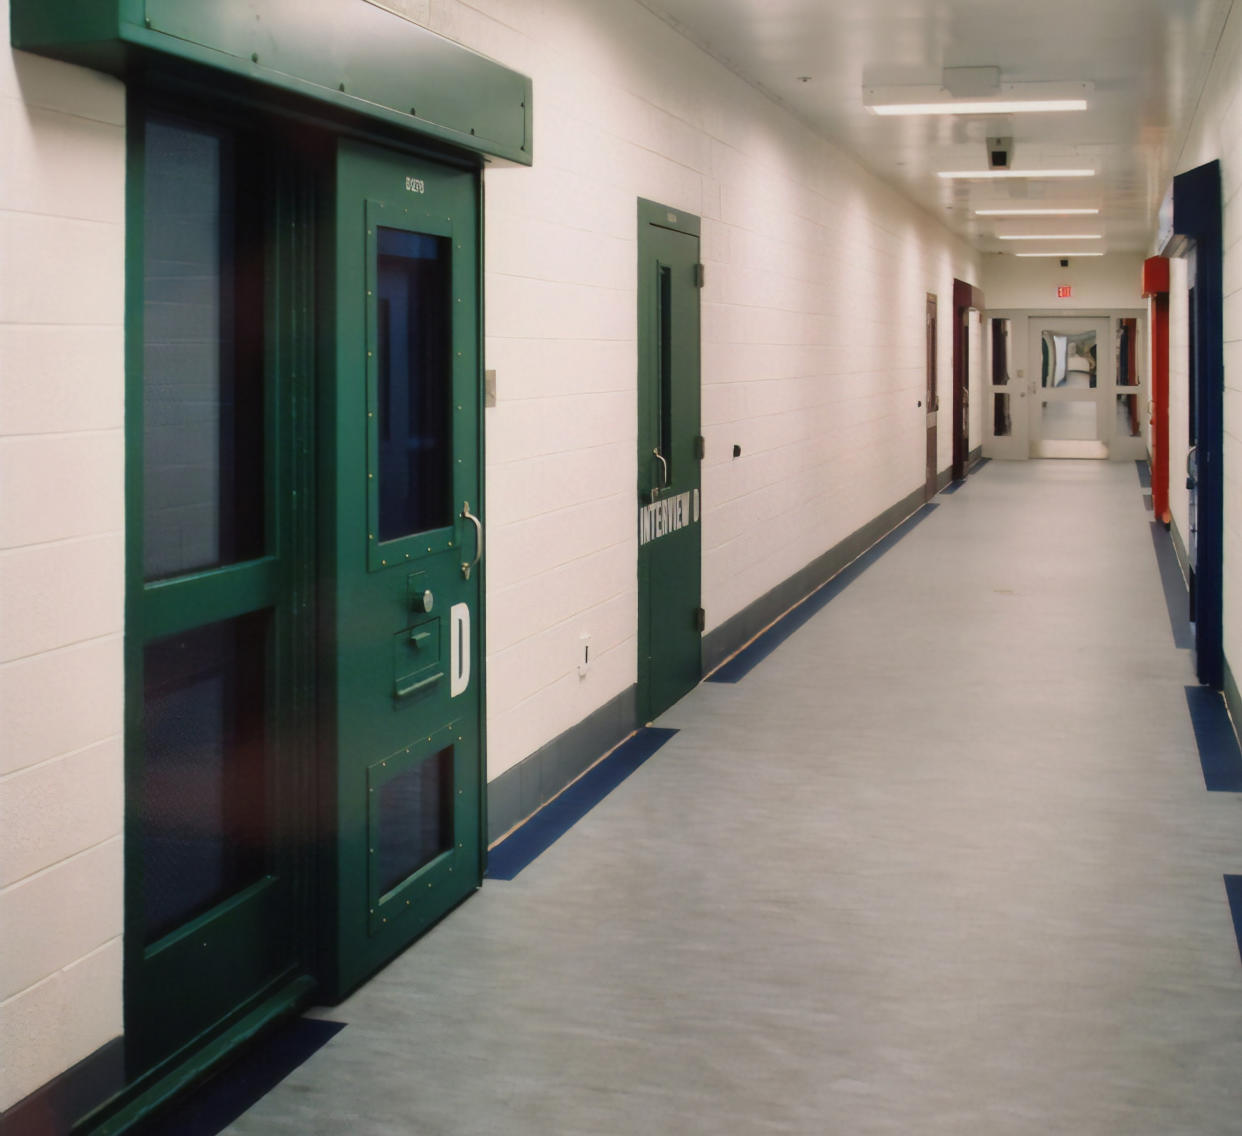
323, 141, 485, 997
637, 201, 702, 722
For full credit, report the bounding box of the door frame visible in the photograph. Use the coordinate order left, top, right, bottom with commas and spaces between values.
924, 293, 938, 500
122, 90, 321, 1086
636, 198, 702, 723
952, 279, 985, 479
1163, 160, 1223, 690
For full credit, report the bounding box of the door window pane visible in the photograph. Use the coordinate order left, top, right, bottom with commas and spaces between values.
143, 118, 264, 581
1116, 317, 1140, 385
376, 228, 452, 542
993, 393, 1012, 437
376, 746, 453, 896
991, 319, 1011, 385
1041, 329, 1097, 388
142, 615, 267, 942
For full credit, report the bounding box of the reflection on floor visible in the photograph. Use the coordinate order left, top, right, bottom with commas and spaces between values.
215, 459, 1242, 1136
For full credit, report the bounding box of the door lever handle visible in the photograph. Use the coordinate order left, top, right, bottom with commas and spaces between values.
652, 447, 669, 490
461, 501, 483, 580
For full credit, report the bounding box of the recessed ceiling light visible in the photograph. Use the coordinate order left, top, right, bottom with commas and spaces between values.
1014, 251, 1106, 257
975, 208, 1100, 216
997, 234, 1103, 240
938, 169, 1095, 179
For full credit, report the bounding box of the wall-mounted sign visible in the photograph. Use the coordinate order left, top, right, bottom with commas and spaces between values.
1057, 285, 1072, 299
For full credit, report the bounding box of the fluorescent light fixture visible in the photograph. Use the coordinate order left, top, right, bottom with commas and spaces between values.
975, 208, 1099, 216
871, 98, 1085, 116
997, 234, 1103, 240
864, 80, 1091, 116
938, 169, 1094, 179
1014, 251, 1106, 257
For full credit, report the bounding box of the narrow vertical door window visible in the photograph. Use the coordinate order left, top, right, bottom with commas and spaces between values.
376, 227, 452, 541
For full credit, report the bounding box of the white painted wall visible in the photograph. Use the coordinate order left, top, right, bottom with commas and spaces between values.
0, 5, 126, 1112
1164, 1, 1242, 682
426, 0, 980, 777
982, 253, 1146, 310
0, 0, 985, 1106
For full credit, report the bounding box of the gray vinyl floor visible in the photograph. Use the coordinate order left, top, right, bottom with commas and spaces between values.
229, 459, 1242, 1135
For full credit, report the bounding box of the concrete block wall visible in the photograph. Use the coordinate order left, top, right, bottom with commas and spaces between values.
0, 0, 985, 1104
419, 0, 980, 778
1166, 0, 1241, 682
0, 9, 127, 1112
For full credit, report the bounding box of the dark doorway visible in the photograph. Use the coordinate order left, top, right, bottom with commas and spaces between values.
925, 293, 938, 501
952, 279, 985, 480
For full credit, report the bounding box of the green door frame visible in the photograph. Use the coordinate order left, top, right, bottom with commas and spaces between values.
121, 91, 321, 1093
636, 199, 703, 723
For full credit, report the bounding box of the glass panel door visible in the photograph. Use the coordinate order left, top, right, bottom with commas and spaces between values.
1027, 317, 1110, 459
984, 316, 1028, 459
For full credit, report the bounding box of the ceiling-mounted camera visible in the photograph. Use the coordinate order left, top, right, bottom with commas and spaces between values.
987, 136, 1013, 170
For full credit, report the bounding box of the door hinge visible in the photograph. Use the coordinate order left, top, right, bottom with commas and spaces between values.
694, 263, 706, 288
694, 607, 706, 632
694, 435, 705, 460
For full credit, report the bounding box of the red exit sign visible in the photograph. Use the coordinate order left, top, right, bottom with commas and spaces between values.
1057, 284, 1073, 299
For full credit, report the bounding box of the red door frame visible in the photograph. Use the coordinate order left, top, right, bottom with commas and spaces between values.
1142, 256, 1171, 524
952, 278, 986, 480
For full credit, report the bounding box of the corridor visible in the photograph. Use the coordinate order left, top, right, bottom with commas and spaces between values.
228, 460, 1242, 1135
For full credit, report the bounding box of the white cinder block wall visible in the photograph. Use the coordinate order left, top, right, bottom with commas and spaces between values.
0, 4, 127, 1111
1164, 0, 1241, 686
0, 0, 984, 1104
429, 0, 981, 778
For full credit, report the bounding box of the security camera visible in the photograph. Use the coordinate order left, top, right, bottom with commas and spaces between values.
987, 136, 1012, 170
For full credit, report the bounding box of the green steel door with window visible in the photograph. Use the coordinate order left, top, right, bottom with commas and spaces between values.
324, 141, 485, 997
637, 201, 702, 723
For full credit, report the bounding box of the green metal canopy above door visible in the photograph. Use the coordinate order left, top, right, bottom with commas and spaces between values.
11, 0, 532, 166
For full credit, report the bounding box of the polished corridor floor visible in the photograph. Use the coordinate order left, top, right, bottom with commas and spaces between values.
230, 460, 1242, 1135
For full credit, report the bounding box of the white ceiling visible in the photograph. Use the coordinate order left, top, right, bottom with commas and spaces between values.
638, 0, 1234, 255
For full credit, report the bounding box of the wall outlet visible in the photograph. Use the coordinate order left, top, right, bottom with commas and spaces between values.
577, 632, 592, 677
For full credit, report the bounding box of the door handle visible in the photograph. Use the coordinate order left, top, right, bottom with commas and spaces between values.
650, 448, 669, 501
395, 671, 443, 699
653, 448, 669, 486
460, 501, 482, 581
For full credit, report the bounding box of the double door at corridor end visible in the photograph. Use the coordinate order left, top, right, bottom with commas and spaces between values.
128, 113, 485, 1085
984, 313, 1147, 462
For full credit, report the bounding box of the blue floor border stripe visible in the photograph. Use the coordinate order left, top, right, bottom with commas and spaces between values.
707, 503, 938, 684
141, 1018, 346, 1135
487, 726, 678, 880
1186, 686, 1242, 791
1151, 522, 1193, 649
1136, 458, 1152, 488
1224, 876, 1242, 965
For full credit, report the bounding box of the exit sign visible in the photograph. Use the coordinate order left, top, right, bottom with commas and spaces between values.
1057, 285, 1073, 299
